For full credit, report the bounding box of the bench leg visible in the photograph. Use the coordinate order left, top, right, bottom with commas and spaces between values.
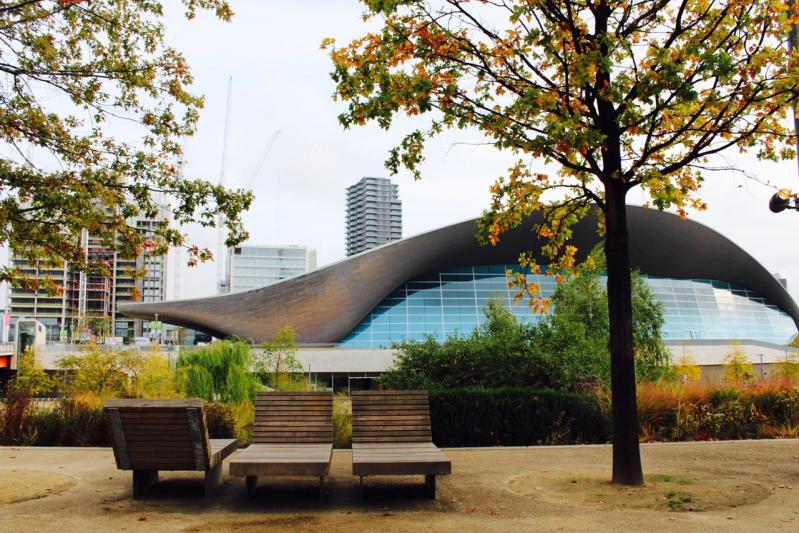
359, 475, 365, 499
245, 476, 258, 499
318, 475, 325, 499
132, 470, 158, 498
425, 475, 436, 499
204, 462, 223, 496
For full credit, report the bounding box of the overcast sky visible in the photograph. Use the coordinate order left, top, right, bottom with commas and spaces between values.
150, 1, 799, 303
167, 0, 799, 304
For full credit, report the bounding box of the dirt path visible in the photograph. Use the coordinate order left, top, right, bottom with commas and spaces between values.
1, 440, 798, 532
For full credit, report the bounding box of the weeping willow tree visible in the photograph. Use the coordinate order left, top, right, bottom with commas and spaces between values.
175, 340, 260, 403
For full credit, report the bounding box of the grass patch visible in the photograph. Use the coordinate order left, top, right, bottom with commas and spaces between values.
665, 491, 694, 511
649, 473, 695, 486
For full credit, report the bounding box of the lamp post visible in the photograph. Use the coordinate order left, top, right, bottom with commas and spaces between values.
154, 312, 161, 346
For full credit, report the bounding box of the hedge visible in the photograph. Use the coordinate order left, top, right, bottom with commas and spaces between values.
428, 387, 610, 447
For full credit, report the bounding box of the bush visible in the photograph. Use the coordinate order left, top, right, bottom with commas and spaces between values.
0, 388, 38, 445
15, 395, 110, 447
204, 401, 236, 439
668, 383, 799, 441
229, 399, 254, 444
382, 267, 671, 393
49, 396, 109, 446
382, 301, 560, 390
428, 387, 610, 447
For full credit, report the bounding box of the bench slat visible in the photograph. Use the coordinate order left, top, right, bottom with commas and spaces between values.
252, 391, 333, 444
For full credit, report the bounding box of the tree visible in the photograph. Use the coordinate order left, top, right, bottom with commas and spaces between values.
57, 344, 143, 396
257, 327, 306, 391
672, 354, 701, 382
383, 283, 667, 390
12, 348, 52, 396
381, 299, 550, 390
128, 348, 181, 399
532, 256, 670, 385
722, 342, 754, 384
0, 1, 252, 291
326, 1, 799, 485
773, 352, 799, 380
175, 340, 259, 403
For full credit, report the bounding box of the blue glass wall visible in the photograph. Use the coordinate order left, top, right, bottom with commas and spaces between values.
336, 265, 797, 349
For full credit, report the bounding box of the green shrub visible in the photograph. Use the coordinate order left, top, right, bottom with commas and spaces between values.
204, 401, 236, 439
382, 266, 670, 393
750, 388, 799, 425
708, 388, 740, 405
49, 397, 109, 446
673, 400, 764, 441
32, 408, 61, 446
428, 387, 611, 447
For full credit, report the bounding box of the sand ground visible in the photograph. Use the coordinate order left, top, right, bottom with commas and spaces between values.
1, 440, 798, 532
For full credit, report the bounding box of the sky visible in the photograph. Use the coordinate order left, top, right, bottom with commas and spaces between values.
113, 1, 799, 303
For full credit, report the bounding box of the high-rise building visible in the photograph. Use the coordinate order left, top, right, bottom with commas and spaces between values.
7, 216, 167, 342
345, 176, 402, 256
225, 244, 317, 294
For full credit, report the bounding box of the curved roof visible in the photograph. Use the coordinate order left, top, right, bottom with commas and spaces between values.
119, 206, 799, 343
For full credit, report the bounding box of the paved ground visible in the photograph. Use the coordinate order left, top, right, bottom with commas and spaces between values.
1, 440, 798, 532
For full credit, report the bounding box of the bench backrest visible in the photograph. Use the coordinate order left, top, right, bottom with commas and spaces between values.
253, 391, 333, 444
104, 399, 211, 471
351, 390, 432, 443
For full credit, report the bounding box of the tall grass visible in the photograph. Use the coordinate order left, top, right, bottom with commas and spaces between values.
333, 393, 352, 448
635, 379, 799, 441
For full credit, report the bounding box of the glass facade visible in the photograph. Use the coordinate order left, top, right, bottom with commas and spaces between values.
337, 265, 797, 349
228, 245, 316, 293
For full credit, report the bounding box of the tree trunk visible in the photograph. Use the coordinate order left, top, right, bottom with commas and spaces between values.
604, 181, 644, 486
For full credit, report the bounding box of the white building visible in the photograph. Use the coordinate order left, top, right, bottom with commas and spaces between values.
225, 244, 317, 294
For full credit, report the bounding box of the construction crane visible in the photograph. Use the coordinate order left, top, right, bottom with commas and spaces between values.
214, 79, 281, 295
173, 153, 187, 300
246, 130, 281, 190
216, 77, 233, 294
76, 228, 89, 328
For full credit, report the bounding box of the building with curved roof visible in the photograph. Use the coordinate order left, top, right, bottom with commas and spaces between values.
119, 206, 798, 350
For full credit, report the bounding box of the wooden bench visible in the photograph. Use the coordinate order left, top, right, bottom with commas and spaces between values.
103, 399, 238, 498
229, 391, 333, 499
351, 390, 451, 498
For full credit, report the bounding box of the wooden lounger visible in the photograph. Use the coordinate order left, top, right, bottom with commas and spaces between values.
229, 391, 333, 499
351, 390, 451, 498
104, 399, 238, 498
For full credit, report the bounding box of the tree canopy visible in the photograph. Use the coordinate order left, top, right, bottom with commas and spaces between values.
175, 340, 260, 404
0, 0, 251, 290
327, 0, 799, 485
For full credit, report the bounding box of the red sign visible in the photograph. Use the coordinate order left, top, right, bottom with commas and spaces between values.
0, 355, 9, 369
